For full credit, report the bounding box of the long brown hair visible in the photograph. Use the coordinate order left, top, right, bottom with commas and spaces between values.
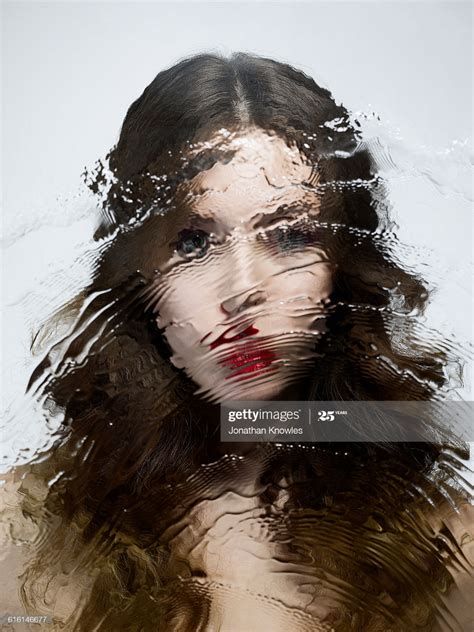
8, 52, 468, 630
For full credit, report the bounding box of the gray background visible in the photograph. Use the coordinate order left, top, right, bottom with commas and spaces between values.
3, 0, 472, 222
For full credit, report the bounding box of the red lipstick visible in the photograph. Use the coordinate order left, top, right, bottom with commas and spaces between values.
220, 346, 277, 376
206, 324, 277, 376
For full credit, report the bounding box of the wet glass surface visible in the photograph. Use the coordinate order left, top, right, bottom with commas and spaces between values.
1, 94, 473, 630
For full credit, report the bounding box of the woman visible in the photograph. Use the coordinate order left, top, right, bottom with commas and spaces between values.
2, 52, 472, 631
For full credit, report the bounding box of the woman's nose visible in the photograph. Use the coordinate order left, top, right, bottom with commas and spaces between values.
220, 288, 267, 316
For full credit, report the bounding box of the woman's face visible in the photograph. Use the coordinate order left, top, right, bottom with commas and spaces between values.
153, 128, 334, 402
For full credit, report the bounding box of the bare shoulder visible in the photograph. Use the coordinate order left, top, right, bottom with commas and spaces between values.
0, 467, 34, 614
0, 543, 28, 611
430, 494, 474, 556
0, 466, 95, 628
430, 493, 474, 631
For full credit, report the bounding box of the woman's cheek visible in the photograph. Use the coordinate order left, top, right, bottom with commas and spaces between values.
318, 265, 334, 298
164, 312, 214, 362
274, 262, 333, 305
154, 279, 204, 329
164, 324, 197, 369
303, 260, 334, 301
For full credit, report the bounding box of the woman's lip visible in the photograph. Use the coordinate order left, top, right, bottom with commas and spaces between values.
221, 347, 275, 365
204, 323, 277, 375
207, 324, 259, 350
219, 346, 277, 374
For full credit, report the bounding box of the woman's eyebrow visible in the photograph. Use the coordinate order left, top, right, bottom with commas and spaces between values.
185, 212, 217, 230
252, 202, 315, 230
175, 201, 319, 235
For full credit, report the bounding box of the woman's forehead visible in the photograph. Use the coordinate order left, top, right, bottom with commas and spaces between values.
186, 127, 312, 183
179, 128, 319, 226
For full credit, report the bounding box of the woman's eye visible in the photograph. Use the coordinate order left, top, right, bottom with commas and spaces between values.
175, 229, 210, 258
274, 226, 311, 253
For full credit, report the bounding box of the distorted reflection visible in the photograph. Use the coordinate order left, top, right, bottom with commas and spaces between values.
1, 52, 472, 632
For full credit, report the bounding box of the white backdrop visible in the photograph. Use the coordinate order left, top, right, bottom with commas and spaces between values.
2, 1, 473, 466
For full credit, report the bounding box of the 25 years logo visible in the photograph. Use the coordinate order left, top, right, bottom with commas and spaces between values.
317, 410, 335, 421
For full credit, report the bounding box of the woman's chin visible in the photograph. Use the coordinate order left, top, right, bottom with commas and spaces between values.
200, 373, 298, 404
